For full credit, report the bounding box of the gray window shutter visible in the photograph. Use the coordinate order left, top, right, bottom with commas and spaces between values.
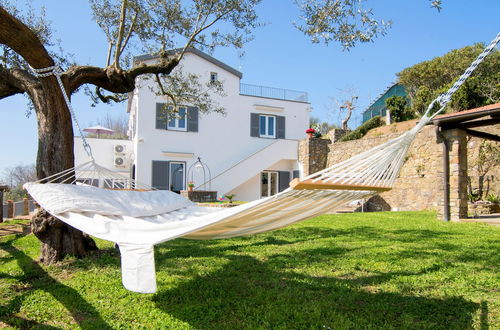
278, 171, 290, 192
276, 116, 285, 139
187, 107, 199, 132
250, 113, 259, 137
152, 161, 169, 190
292, 170, 300, 179
156, 103, 167, 129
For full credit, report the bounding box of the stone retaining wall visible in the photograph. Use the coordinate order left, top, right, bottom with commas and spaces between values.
300, 121, 500, 216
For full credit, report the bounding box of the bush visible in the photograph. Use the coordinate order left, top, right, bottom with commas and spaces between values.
339, 116, 383, 142
385, 96, 415, 122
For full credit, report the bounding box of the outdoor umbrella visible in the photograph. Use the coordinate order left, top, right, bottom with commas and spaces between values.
83, 125, 115, 138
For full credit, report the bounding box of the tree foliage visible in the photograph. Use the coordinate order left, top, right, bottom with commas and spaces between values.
87, 113, 129, 139
468, 140, 500, 200
385, 95, 415, 122
1, 164, 36, 202
294, 0, 441, 50
397, 44, 500, 114
309, 116, 337, 136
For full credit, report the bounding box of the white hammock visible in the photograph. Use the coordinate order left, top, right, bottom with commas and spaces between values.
25, 33, 499, 293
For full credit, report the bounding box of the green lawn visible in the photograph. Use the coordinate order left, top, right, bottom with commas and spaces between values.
0, 211, 498, 329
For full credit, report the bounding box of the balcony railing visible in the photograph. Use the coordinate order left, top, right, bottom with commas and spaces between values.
240, 83, 308, 103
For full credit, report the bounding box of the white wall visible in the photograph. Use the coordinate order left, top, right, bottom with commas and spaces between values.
74, 137, 133, 177
130, 50, 310, 199
229, 159, 297, 201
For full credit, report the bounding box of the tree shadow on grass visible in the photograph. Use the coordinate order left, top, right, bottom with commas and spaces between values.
0, 236, 112, 329
153, 254, 481, 329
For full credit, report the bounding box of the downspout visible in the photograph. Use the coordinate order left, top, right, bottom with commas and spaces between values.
435, 125, 450, 221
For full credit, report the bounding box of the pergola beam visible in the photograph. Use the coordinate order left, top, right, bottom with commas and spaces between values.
463, 128, 500, 142
440, 117, 500, 130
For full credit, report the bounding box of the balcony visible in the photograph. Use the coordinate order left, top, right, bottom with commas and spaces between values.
240, 83, 308, 103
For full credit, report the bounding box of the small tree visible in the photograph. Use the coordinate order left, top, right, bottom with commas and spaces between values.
339, 96, 358, 130
328, 87, 359, 130
309, 116, 337, 136
385, 95, 415, 122
468, 141, 500, 200
2, 164, 36, 202
87, 113, 129, 140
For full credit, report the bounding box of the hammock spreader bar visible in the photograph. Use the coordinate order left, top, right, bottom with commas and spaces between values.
289, 178, 391, 192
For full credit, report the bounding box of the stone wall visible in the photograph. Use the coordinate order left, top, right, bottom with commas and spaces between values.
326, 124, 445, 213
180, 190, 217, 202
298, 138, 331, 176
317, 121, 500, 215
327, 128, 351, 143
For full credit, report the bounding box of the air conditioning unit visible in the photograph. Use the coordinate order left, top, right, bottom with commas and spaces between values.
114, 144, 126, 155
114, 155, 126, 168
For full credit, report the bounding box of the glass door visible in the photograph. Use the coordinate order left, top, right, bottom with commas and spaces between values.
261, 171, 278, 197
169, 162, 185, 193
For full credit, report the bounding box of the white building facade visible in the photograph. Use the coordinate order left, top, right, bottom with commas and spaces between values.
76, 49, 310, 201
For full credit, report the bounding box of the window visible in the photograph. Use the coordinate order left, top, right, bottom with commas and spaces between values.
261, 171, 278, 197
167, 106, 187, 131
250, 113, 285, 139
210, 72, 218, 83
259, 115, 275, 138
156, 103, 199, 132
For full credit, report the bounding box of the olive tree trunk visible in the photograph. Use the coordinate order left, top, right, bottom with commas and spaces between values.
30, 79, 97, 264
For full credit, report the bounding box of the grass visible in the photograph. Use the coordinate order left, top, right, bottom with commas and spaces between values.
0, 211, 498, 329
0, 219, 30, 227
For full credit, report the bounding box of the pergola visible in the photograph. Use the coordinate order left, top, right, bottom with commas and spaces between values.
432, 103, 500, 221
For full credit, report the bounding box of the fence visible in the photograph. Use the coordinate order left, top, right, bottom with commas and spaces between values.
1, 199, 36, 222
240, 83, 309, 103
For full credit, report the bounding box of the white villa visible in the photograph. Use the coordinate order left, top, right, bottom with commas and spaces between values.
75, 48, 310, 201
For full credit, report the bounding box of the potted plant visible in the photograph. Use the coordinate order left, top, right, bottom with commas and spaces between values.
224, 194, 236, 203
187, 182, 195, 192
306, 128, 316, 139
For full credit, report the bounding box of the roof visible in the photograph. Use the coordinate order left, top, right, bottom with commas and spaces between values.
432, 103, 500, 123
134, 48, 243, 79
362, 83, 403, 115
432, 103, 500, 142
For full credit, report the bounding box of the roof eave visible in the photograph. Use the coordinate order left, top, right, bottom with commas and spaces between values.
133, 48, 243, 79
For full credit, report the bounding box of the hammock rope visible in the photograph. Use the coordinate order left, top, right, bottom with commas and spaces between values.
30, 65, 95, 162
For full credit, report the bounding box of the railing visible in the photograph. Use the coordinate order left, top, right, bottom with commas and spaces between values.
199, 140, 281, 189
240, 83, 309, 103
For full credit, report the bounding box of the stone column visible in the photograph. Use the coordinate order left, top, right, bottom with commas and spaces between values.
7, 200, 14, 219
0, 186, 6, 222
298, 138, 331, 176
443, 129, 468, 221
327, 129, 351, 143
23, 198, 29, 216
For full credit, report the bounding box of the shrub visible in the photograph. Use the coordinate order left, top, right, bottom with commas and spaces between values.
485, 193, 499, 204
339, 116, 383, 142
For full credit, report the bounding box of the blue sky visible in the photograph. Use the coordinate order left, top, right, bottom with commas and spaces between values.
0, 0, 499, 175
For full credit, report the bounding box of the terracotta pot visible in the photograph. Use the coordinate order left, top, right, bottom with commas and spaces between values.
188, 186, 194, 192
307, 132, 313, 139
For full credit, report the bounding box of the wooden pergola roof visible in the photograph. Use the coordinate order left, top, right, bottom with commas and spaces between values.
432, 103, 500, 142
